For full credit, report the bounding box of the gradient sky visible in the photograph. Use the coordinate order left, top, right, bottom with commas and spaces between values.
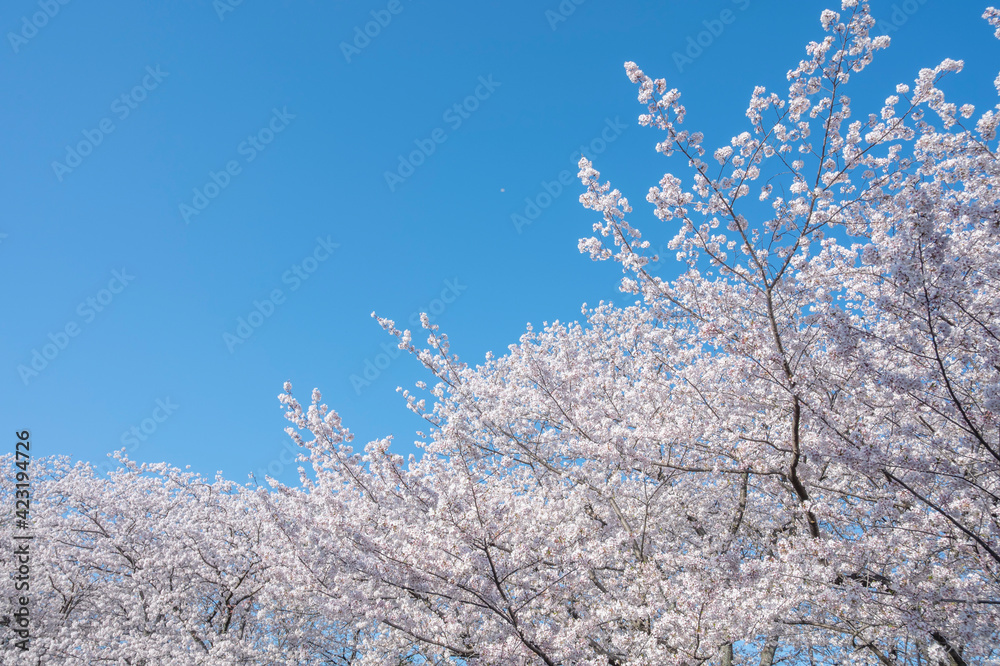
2, 0, 997, 485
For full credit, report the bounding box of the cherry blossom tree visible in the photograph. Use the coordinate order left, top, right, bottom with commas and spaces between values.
266, 3, 1000, 664
6, 3, 1000, 664
0, 455, 358, 664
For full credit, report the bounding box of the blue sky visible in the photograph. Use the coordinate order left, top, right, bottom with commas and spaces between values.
2, 0, 997, 485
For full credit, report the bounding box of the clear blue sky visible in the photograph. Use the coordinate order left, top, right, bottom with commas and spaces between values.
2, 0, 997, 485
